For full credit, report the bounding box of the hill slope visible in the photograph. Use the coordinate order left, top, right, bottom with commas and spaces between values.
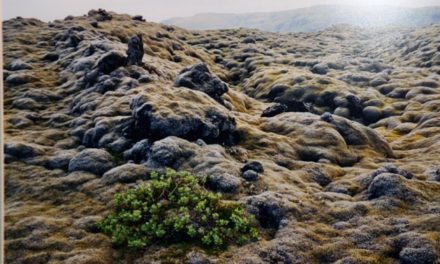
3, 10, 440, 264
163, 5, 440, 32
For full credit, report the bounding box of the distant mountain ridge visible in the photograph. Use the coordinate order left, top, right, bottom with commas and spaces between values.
163, 5, 440, 32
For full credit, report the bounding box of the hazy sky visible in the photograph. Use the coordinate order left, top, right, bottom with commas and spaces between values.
3, 0, 440, 22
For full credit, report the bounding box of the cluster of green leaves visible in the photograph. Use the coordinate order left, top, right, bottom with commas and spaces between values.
98, 169, 259, 250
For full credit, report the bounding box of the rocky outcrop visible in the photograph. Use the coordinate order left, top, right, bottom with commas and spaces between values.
68, 148, 115, 175
130, 90, 236, 144
175, 63, 229, 104
126, 34, 144, 66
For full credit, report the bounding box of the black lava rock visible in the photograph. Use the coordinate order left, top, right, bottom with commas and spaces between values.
42, 52, 60, 61
261, 103, 288, 117
367, 173, 414, 202
132, 15, 146, 22
371, 164, 413, 179
311, 63, 329, 75
123, 139, 151, 163
88, 9, 112, 21
68, 148, 115, 175
241, 161, 264, 173
175, 63, 228, 103
246, 192, 287, 229
242, 170, 259, 181
95, 51, 127, 74
207, 173, 241, 193
130, 94, 236, 144
127, 34, 144, 66
320, 112, 334, 122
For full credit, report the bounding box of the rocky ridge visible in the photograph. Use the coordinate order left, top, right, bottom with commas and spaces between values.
3, 10, 440, 264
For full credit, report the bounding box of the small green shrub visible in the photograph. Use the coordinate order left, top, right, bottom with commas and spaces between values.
98, 169, 259, 250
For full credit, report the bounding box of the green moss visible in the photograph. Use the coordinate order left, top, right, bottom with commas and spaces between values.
98, 169, 259, 250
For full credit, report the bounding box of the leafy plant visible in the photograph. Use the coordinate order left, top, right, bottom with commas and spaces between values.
98, 169, 259, 250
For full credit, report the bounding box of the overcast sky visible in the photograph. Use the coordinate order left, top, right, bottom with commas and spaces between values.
3, 0, 440, 22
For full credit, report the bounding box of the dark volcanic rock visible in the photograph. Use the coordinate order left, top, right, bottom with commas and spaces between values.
371, 164, 413, 179
127, 34, 144, 66
392, 232, 438, 264
5, 142, 44, 159
174, 63, 229, 103
311, 63, 329, 75
5, 73, 37, 85
88, 9, 112, 21
261, 103, 288, 117
363, 106, 383, 123
94, 51, 127, 74
47, 150, 77, 170
399, 247, 437, 264
241, 161, 264, 173
8, 59, 33, 71
146, 137, 197, 169
274, 98, 310, 113
246, 192, 287, 229
130, 93, 236, 143
101, 163, 149, 184
426, 167, 440, 181
132, 15, 146, 22
242, 169, 259, 181
123, 139, 151, 163
207, 173, 242, 193
68, 148, 115, 175
367, 173, 415, 202
42, 52, 59, 61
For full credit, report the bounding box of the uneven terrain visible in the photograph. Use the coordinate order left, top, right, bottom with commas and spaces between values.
3, 10, 440, 264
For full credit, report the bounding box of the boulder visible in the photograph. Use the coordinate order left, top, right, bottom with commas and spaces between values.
4, 142, 44, 159
367, 173, 415, 202
311, 63, 329, 75
123, 139, 151, 163
245, 192, 288, 229
392, 232, 438, 264
130, 92, 236, 143
207, 173, 242, 193
363, 106, 383, 123
399, 247, 437, 264
146, 137, 197, 169
333, 107, 351, 118
241, 161, 264, 173
174, 63, 228, 103
5, 73, 37, 85
242, 37, 256, 44
132, 15, 146, 22
12, 98, 41, 110
126, 34, 144, 66
87, 9, 112, 21
47, 150, 77, 170
94, 51, 127, 74
346, 94, 363, 118
68, 148, 115, 175
261, 103, 288, 117
371, 164, 413, 179
426, 167, 440, 182
370, 76, 388, 87
8, 59, 32, 71
101, 163, 149, 184
42, 52, 59, 61
242, 170, 259, 181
